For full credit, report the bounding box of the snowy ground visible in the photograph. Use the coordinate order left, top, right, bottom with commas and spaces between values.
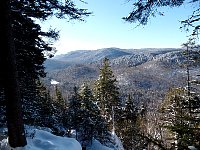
88, 140, 113, 150
0, 126, 81, 150
0, 126, 119, 150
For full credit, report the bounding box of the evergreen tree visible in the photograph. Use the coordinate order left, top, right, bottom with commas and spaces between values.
158, 42, 200, 149
19, 80, 56, 131
182, 41, 200, 113
65, 85, 110, 145
94, 58, 121, 129
24, 81, 66, 135
66, 86, 83, 139
80, 83, 95, 111
79, 83, 101, 145
117, 94, 142, 150
94, 116, 111, 145
22, 79, 40, 125
0, 0, 27, 147
35, 80, 55, 128
55, 85, 65, 108
49, 85, 67, 135
160, 88, 200, 149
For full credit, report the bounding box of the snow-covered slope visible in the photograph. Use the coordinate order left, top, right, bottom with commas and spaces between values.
0, 126, 81, 150
45, 48, 182, 70
52, 48, 131, 64
0, 126, 120, 150
88, 140, 113, 150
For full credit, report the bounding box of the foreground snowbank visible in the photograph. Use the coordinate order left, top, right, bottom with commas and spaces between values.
0, 126, 121, 150
0, 126, 81, 150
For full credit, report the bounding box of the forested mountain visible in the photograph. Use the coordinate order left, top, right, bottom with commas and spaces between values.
48, 47, 181, 66
44, 47, 199, 102
41, 47, 200, 149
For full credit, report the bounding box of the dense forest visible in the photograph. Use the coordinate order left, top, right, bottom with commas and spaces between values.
0, 0, 200, 149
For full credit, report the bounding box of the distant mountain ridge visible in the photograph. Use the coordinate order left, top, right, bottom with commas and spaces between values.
52, 48, 131, 63
46, 47, 182, 69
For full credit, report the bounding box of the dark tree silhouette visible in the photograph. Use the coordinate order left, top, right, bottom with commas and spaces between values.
123, 0, 200, 35
123, 0, 184, 25
0, 0, 27, 147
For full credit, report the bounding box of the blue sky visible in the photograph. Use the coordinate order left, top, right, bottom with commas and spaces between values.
40, 0, 195, 55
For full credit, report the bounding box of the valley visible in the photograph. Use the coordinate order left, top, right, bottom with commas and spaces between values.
44, 47, 199, 105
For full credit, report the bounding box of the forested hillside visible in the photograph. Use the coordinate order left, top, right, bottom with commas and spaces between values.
44, 48, 199, 102
42, 47, 200, 149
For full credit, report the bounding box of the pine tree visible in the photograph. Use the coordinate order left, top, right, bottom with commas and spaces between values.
66, 86, 83, 139
160, 88, 200, 149
94, 58, 121, 129
20, 78, 42, 126
55, 85, 66, 108
116, 94, 140, 150
92, 116, 111, 146
35, 80, 55, 128
79, 83, 101, 145
55, 85, 66, 119
0, 0, 27, 147
182, 41, 200, 113
49, 85, 66, 134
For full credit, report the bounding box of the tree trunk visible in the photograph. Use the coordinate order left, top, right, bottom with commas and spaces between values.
0, 0, 27, 148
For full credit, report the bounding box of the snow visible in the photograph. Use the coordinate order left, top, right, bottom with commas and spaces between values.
0, 126, 81, 150
88, 139, 113, 150
50, 79, 59, 85
188, 146, 197, 150
0, 126, 118, 150
111, 132, 124, 150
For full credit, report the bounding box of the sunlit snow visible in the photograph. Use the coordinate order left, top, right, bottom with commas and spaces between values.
0, 126, 81, 150
0, 126, 119, 150
50, 79, 59, 85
